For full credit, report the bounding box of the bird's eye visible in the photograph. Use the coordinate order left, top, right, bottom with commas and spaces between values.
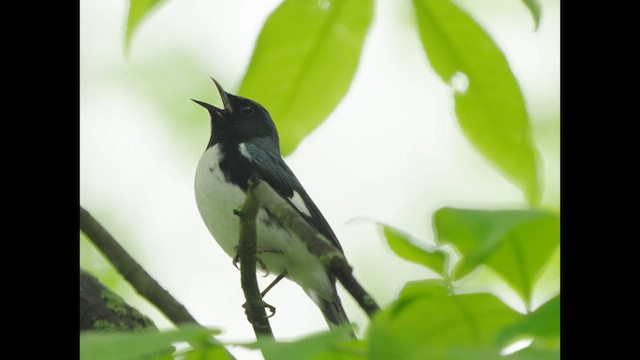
240, 106, 254, 116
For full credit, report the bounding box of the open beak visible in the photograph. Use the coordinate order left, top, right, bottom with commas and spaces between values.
191, 77, 233, 114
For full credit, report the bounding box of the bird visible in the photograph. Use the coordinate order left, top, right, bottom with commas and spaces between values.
193, 78, 353, 335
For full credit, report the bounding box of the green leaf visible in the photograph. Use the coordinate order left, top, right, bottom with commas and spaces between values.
244, 326, 358, 360
412, 0, 540, 205
183, 344, 235, 360
239, 0, 374, 155
313, 339, 367, 360
433, 208, 560, 308
498, 295, 560, 347
368, 280, 522, 360
521, 0, 542, 30
379, 224, 448, 276
125, 0, 166, 53
504, 339, 559, 360
80, 325, 219, 360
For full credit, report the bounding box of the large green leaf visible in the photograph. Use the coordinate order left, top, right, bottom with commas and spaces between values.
505, 342, 559, 360
412, 0, 540, 205
498, 295, 560, 347
312, 339, 367, 360
80, 325, 220, 360
521, 0, 542, 30
125, 0, 166, 53
433, 208, 560, 308
379, 224, 448, 277
368, 280, 523, 360
244, 326, 359, 360
239, 0, 374, 155
183, 344, 236, 360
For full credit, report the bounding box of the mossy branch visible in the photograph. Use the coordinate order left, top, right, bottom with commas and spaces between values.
243, 178, 380, 318
80, 269, 157, 332
80, 206, 198, 326
236, 177, 275, 339
80, 207, 236, 359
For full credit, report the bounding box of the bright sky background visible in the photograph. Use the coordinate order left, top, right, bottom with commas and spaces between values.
80, 1, 559, 358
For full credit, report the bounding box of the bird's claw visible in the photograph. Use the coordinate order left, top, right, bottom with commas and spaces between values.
257, 257, 269, 277
243, 300, 276, 319
232, 251, 241, 270
232, 247, 283, 275
264, 302, 276, 318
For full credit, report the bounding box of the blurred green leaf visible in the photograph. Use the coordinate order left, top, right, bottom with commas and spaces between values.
532, 245, 560, 300
498, 295, 560, 347
433, 208, 560, 308
503, 339, 559, 360
532, 117, 560, 209
244, 326, 358, 360
412, 0, 540, 205
125, 0, 166, 53
521, 0, 542, 30
379, 224, 448, 277
183, 344, 235, 360
239, 0, 374, 155
368, 280, 522, 360
313, 339, 367, 360
80, 325, 219, 360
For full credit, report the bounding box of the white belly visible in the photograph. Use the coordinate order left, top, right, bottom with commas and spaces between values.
194, 145, 331, 298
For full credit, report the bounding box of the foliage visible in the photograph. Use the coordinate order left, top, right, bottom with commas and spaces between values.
413, 0, 541, 205
238, 0, 374, 155
81, 0, 558, 359
375, 223, 559, 359
521, 0, 542, 30
381, 225, 448, 277
80, 325, 222, 360
125, 0, 167, 53
433, 208, 559, 309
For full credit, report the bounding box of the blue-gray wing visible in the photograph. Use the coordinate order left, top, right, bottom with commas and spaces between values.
242, 143, 343, 253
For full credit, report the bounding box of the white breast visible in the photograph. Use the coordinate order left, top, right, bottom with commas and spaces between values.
195, 145, 246, 257
194, 144, 331, 298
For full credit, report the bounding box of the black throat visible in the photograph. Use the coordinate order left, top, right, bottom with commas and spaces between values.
217, 141, 254, 192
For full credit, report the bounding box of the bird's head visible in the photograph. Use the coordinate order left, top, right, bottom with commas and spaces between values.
193, 78, 279, 154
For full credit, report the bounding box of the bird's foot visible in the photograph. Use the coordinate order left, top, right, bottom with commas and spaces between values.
232, 251, 240, 270
243, 300, 277, 320
232, 247, 284, 277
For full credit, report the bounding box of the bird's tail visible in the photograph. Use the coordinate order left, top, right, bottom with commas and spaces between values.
314, 280, 356, 338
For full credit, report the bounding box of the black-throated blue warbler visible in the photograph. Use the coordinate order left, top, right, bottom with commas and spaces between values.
193, 78, 353, 334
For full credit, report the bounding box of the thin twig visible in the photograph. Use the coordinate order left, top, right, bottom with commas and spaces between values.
246, 178, 380, 318
80, 206, 199, 325
237, 176, 275, 339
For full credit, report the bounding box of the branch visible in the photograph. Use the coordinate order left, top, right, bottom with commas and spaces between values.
80, 269, 176, 357
79, 206, 198, 326
246, 178, 380, 318
80, 269, 157, 332
80, 207, 237, 360
236, 177, 275, 339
